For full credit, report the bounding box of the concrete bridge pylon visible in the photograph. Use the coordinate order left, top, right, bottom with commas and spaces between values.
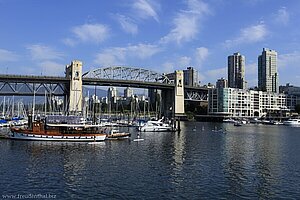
65, 60, 83, 113
174, 70, 185, 116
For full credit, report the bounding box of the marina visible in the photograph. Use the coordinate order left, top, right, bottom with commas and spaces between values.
1, 121, 300, 199
1, 1, 300, 199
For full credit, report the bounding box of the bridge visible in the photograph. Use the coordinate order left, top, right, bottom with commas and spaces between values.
0, 61, 208, 116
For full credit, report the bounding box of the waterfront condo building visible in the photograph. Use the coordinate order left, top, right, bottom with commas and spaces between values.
228, 52, 246, 89
208, 88, 296, 118
258, 48, 279, 93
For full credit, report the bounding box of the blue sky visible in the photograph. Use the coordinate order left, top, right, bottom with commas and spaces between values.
1, 0, 300, 87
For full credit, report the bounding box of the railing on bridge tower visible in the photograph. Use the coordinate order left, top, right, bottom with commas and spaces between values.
83, 66, 172, 84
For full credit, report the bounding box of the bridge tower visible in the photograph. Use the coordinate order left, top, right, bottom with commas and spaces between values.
174, 70, 185, 115
65, 60, 83, 113
161, 70, 185, 118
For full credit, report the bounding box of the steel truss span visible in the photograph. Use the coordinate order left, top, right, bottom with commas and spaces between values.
84, 66, 172, 84
0, 75, 67, 96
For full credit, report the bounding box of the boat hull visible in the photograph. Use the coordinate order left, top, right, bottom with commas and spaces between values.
139, 126, 175, 132
8, 131, 106, 142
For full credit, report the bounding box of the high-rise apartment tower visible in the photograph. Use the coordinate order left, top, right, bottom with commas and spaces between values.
228, 52, 246, 89
258, 48, 279, 93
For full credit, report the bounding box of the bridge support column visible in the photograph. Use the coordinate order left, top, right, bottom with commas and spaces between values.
174, 70, 185, 116
65, 60, 83, 114
161, 89, 173, 118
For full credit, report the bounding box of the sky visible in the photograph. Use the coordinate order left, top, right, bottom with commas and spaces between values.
1, 0, 300, 87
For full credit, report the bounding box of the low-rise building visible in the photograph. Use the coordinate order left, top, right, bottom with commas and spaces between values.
208, 88, 296, 118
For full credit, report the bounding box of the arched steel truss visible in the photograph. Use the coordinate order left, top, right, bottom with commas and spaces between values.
84, 66, 172, 84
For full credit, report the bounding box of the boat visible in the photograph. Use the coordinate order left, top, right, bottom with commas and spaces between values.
106, 129, 131, 140
234, 122, 242, 126
138, 118, 175, 132
222, 118, 236, 123
9, 119, 106, 142
133, 138, 144, 142
283, 119, 300, 126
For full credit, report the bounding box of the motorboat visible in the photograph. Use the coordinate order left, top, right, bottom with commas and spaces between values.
223, 118, 236, 123
106, 129, 131, 140
138, 118, 175, 132
283, 119, 300, 126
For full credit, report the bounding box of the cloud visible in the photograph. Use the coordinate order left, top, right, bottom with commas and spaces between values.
278, 51, 300, 69
114, 14, 138, 35
204, 67, 226, 83
275, 7, 290, 25
162, 62, 174, 73
195, 47, 209, 67
132, 0, 159, 22
62, 38, 77, 47
0, 49, 19, 62
27, 44, 64, 61
278, 51, 300, 85
64, 23, 110, 45
224, 23, 268, 47
179, 56, 191, 67
39, 61, 65, 76
160, 0, 212, 44
94, 43, 162, 66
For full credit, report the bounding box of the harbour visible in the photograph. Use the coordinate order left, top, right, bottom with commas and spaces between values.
1, 122, 300, 199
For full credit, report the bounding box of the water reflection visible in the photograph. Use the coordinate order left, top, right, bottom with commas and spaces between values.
170, 123, 186, 185
1, 123, 300, 199
224, 125, 283, 198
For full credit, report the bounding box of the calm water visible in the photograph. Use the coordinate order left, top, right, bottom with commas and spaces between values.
0, 122, 300, 199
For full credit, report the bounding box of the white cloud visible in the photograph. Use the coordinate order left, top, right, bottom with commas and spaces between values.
162, 62, 174, 73
65, 23, 110, 45
278, 51, 300, 69
161, 0, 211, 44
132, 0, 159, 22
204, 67, 226, 83
278, 52, 300, 85
275, 7, 289, 25
40, 61, 64, 76
0, 49, 19, 62
115, 14, 138, 35
94, 44, 162, 66
224, 23, 268, 47
62, 38, 77, 47
27, 44, 64, 61
179, 56, 191, 67
195, 47, 209, 67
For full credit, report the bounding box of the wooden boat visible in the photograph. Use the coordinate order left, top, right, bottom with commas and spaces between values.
9, 120, 106, 142
106, 129, 131, 140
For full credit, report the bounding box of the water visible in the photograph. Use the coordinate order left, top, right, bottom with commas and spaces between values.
1, 122, 300, 199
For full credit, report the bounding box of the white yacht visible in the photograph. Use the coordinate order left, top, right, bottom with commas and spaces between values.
283, 119, 300, 126
139, 119, 175, 132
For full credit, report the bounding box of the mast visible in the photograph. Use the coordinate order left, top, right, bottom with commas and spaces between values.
12, 96, 14, 118
2, 96, 5, 118
44, 91, 47, 116
32, 91, 36, 122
